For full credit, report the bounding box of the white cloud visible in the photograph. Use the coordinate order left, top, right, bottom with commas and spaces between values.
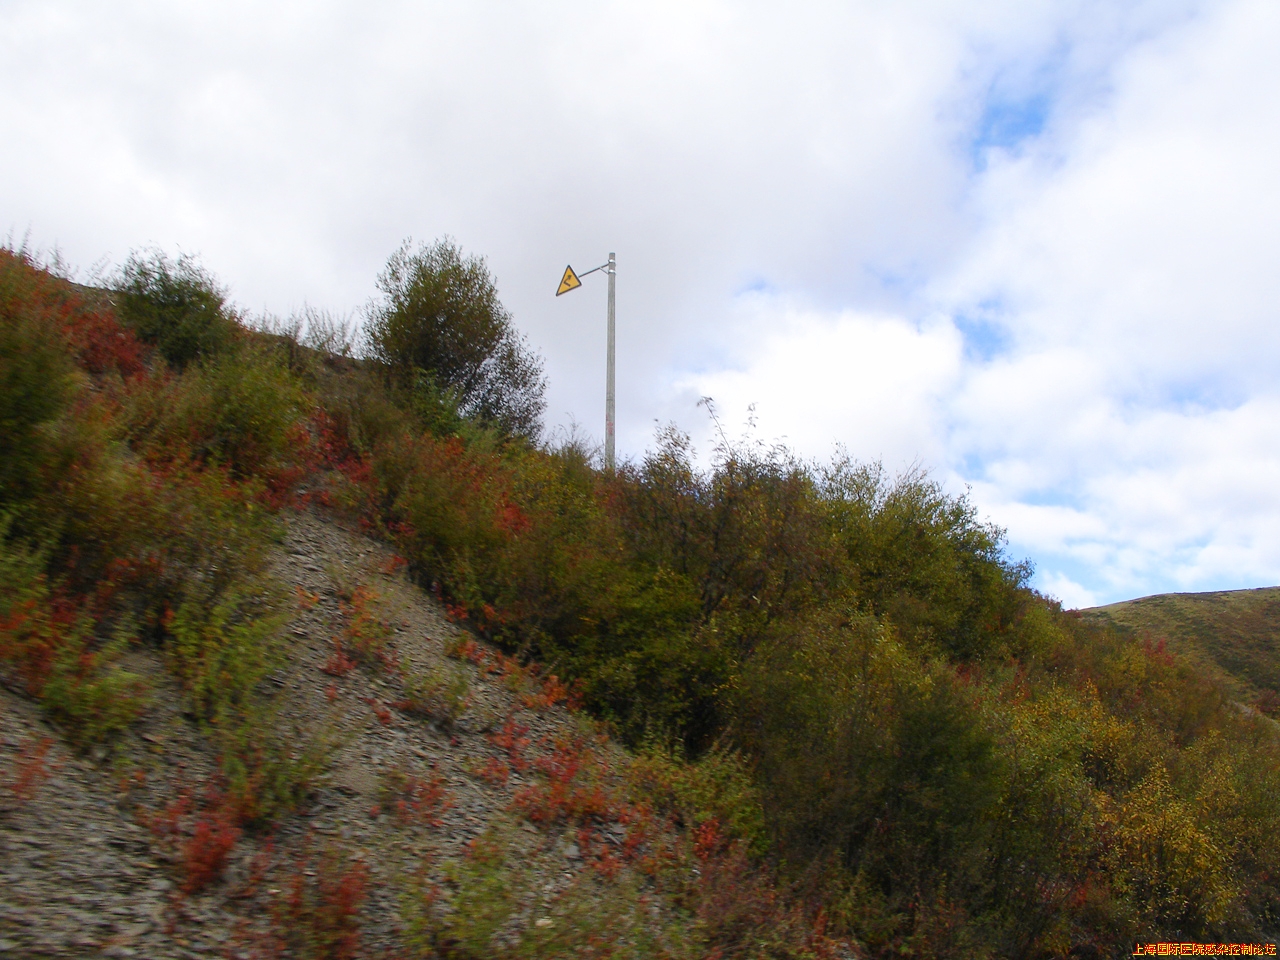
673, 298, 961, 471
1035, 572, 1099, 611
4, 0, 1279, 604
929, 0, 1280, 601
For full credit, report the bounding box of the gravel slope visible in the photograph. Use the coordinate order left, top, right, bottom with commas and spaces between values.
0, 507, 644, 958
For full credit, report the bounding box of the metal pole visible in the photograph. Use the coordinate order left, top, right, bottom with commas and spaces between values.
605, 252, 616, 472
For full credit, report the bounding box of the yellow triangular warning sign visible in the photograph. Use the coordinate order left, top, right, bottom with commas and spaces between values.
556, 265, 582, 296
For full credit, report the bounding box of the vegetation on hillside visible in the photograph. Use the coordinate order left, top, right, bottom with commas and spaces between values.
2, 240, 1279, 957
1082, 588, 1280, 717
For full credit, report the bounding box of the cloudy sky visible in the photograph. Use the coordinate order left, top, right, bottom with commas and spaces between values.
5, 0, 1280, 608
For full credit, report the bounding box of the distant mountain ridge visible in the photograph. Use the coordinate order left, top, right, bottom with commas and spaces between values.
1080, 586, 1280, 713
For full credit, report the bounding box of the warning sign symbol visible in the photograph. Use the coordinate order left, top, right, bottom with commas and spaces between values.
556, 265, 582, 296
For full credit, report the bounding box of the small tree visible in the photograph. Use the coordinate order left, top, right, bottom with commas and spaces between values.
365, 238, 546, 439
113, 250, 236, 369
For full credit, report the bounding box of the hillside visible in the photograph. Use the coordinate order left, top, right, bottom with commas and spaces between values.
2, 505, 741, 957
4, 242, 1280, 958
1080, 587, 1280, 713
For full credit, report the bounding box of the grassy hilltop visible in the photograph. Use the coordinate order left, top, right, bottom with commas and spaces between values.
3, 240, 1280, 958
1081, 588, 1280, 716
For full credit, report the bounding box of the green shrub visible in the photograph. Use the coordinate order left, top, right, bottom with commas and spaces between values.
366, 238, 546, 438
216, 714, 331, 825
0, 249, 79, 508
0, 517, 65, 695
168, 586, 324, 821
399, 663, 470, 725
41, 634, 149, 744
403, 820, 691, 959
400, 369, 466, 437
46, 446, 279, 625
0, 515, 149, 744
621, 425, 840, 632
123, 341, 306, 480
820, 457, 1032, 660
167, 588, 282, 723
733, 608, 1009, 944
113, 249, 237, 368
628, 744, 767, 855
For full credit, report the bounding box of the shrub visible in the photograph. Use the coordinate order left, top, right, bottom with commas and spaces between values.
40, 634, 149, 744
380, 767, 453, 826
335, 584, 396, 673
820, 457, 1032, 660
0, 513, 51, 667
403, 820, 691, 960
181, 786, 243, 894
622, 425, 840, 631
627, 744, 767, 856
57, 296, 147, 378
0, 518, 148, 744
49, 451, 279, 623
397, 663, 470, 725
267, 846, 369, 960
216, 717, 330, 825
365, 238, 546, 438
166, 586, 324, 821
123, 342, 307, 481
113, 249, 237, 368
734, 607, 1008, 944
0, 249, 79, 508
166, 588, 282, 723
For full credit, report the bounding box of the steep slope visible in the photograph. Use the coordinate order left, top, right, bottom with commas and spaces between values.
1080, 586, 1280, 710
0, 508, 696, 958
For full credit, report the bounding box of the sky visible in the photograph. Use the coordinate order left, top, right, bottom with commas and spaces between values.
4, 0, 1280, 608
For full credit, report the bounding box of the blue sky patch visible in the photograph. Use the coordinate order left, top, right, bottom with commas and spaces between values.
734, 276, 774, 297
954, 311, 1011, 362
974, 91, 1050, 154
1160, 377, 1248, 413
